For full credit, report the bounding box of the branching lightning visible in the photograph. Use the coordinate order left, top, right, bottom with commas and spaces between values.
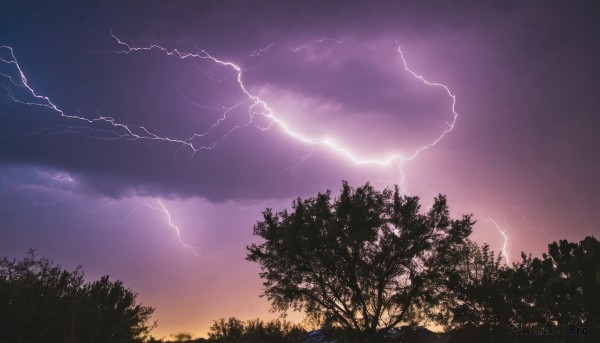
146, 199, 200, 256
98, 197, 200, 256
1, 36, 458, 166
183, 37, 451, 165
1, 35, 463, 255
496, 195, 547, 235
0, 171, 76, 211
250, 43, 275, 57
288, 37, 345, 52
0, 45, 198, 149
51, 174, 74, 182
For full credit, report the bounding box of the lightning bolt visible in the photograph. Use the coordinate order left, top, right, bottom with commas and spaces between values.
288, 37, 345, 52
97, 197, 200, 256
151, 200, 200, 256
250, 43, 275, 57
472, 204, 511, 264
0, 168, 199, 256
1, 35, 461, 256
496, 195, 547, 235
50, 174, 74, 182
1, 35, 458, 167
107, 35, 458, 165
484, 217, 509, 264
0, 45, 198, 149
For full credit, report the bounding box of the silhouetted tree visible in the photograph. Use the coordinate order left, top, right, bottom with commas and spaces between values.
209, 317, 244, 340
0, 250, 155, 343
510, 236, 600, 328
441, 241, 511, 341
445, 236, 600, 342
246, 181, 474, 342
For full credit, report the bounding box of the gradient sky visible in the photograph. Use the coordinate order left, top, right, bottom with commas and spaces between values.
1, 0, 599, 339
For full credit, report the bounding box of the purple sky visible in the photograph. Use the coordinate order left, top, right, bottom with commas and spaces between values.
1, 0, 599, 338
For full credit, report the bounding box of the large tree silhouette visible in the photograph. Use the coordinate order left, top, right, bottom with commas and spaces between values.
247, 181, 474, 341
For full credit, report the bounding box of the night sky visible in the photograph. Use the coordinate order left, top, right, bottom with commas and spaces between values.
1, 0, 599, 338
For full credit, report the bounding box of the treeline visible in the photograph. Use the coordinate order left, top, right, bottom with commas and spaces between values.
0, 251, 305, 343
151, 235, 600, 342
150, 317, 306, 342
442, 236, 600, 341
243, 182, 600, 342
2, 180, 599, 343
0, 251, 154, 343
1, 237, 598, 342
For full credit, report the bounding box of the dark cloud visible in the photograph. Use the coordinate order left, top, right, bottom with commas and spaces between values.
1, 0, 599, 204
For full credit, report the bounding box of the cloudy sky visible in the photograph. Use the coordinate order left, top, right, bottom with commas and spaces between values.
1, 0, 599, 338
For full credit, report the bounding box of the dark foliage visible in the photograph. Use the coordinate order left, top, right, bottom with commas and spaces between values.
247, 181, 474, 342
0, 250, 155, 343
510, 236, 600, 326
441, 241, 510, 329
446, 236, 600, 342
208, 316, 305, 342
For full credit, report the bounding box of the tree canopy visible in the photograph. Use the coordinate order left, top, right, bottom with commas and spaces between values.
0, 250, 155, 343
247, 181, 474, 341
510, 236, 600, 327
441, 236, 600, 342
